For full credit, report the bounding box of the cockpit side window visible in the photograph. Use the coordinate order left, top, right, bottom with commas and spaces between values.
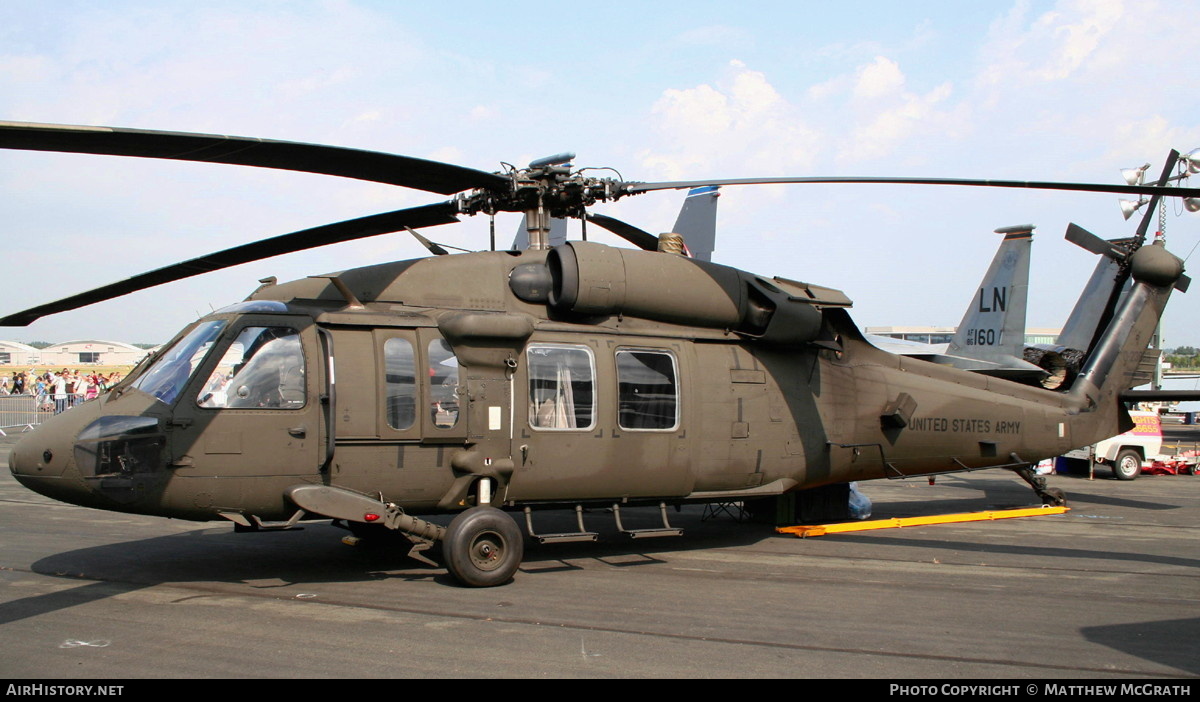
197, 326, 305, 409
384, 338, 416, 430
427, 338, 460, 428
131, 320, 226, 405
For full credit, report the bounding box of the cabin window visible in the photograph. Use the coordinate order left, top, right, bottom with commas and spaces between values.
196, 326, 305, 409
616, 349, 678, 430
428, 338, 460, 428
132, 320, 226, 405
383, 338, 416, 430
527, 344, 595, 430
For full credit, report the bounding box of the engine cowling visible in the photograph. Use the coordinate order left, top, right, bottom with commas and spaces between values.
537, 241, 825, 346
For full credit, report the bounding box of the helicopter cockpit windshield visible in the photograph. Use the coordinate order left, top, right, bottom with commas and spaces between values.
129, 320, 227, 405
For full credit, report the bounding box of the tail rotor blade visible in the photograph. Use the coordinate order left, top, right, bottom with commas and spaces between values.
1065, 223, 1125, 259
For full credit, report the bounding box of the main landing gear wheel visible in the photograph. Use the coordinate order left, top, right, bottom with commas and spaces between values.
443, 506, 524, 587
1112, 449, 1142, 481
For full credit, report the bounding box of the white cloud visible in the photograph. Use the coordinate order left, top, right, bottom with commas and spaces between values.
654, 84, 732, 138
1102, 117, 1200, 170
641, 60, 821, 180
839, 80, 959, 164
806, 74, 848, 102
1038, 0, 1124, 80
852, 56, 906, 100
469, 105, 497, 122
976, 0, 1129, 98
963, 0, 1199, 180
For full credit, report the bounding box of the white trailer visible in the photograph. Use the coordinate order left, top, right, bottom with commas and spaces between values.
1061, 411, 1163, 480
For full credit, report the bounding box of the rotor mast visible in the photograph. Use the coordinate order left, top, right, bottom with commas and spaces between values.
524, 206, 553, 251
525, 153, 575, 251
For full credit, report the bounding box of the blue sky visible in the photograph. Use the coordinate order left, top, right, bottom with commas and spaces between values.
2, 0, 1198, 346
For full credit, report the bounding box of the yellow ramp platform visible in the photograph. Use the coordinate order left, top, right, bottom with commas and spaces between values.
778, 505, 1069, 537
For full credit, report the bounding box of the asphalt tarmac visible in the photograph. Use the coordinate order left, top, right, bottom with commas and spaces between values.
1, 432, 1196, 680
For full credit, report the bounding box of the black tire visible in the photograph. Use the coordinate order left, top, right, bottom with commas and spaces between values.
1112, 449, 1142, 481
443, 506, 524, 587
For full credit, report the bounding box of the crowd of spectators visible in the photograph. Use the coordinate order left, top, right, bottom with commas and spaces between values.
0, 369, 124, 414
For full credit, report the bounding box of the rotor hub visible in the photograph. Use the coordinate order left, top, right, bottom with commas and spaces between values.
455, 167, 636, 219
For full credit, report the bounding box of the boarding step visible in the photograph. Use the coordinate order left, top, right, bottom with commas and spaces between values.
220, 510, 305, 532
523, 505, 599, 544
614, 502, 683, 539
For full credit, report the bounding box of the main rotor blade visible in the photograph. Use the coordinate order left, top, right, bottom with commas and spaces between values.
584, 213, 658, 251
626, 176, 1200, 199
0, 201, 459, 326
0, 121, 506, 195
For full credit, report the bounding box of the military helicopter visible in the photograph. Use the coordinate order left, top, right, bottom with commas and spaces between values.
4, 121, 1198, 587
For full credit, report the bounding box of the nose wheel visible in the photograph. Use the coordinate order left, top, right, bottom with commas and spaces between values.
443, 506, 524, 587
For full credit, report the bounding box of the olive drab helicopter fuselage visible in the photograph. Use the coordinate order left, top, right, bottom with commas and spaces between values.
3, 121, 1196, 586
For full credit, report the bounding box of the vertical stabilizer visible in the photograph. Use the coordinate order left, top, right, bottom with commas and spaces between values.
946, 225, 1033, 363
1056, 227, 1136, 354
672, 186, 720, 261
1055, 253, 1126, 351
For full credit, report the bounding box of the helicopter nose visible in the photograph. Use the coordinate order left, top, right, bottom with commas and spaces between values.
8, 404, 97, 506
10, 429, 67, 476
10, 398, 172, 512
9, 424, 82, 503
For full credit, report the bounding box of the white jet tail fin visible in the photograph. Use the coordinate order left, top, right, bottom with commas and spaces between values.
946, 225, 1033, 364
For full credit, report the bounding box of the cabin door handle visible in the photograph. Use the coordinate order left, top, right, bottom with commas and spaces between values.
288, 427, 307, 437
